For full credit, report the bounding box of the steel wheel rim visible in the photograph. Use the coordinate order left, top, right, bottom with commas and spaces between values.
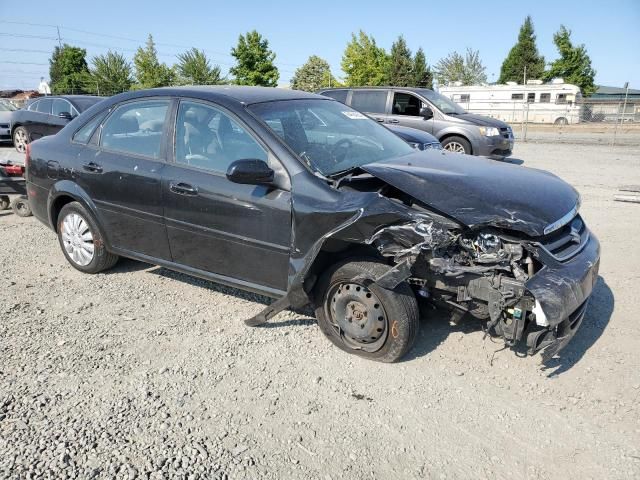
326, 282, 388, 353
14, 129, 27, 153
444, 141, 465, 153
61, 213, 95, 266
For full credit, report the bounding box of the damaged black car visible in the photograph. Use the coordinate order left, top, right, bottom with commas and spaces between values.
25, 87, 600, 362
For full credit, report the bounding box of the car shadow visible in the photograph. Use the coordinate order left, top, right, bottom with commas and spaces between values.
403, 275, 613, 372
499, 157, 525, 165
104, 260, 613, 371
541, 276, 614, 377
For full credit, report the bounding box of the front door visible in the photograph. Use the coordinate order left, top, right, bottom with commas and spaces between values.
162, 100, 291, 292
75, 98, 172, 260
389, 91, 434, 133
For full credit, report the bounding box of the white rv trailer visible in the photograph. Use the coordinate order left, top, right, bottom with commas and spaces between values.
439, 81, 582, 125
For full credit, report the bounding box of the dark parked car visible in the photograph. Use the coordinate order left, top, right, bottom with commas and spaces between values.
386, 124, 442, 151
318, 87, 514, 158
11, 95, 104, 153
26, 86, 600, 362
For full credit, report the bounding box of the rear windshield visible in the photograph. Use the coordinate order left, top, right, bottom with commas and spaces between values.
70, 97, 104, 112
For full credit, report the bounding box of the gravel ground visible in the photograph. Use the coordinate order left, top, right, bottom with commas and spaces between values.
1, 142, 640, 479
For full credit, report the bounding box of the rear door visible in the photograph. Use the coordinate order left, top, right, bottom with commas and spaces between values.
349, 90, 391, 124
389, 91, 434, 133
162, 99, 291, 292
75, 98, 172, 260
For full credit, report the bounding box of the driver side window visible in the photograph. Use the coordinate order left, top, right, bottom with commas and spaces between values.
175, 101, 267, 174
392, 93, 424, 116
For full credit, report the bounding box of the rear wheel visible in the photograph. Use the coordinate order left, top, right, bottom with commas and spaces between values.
13, 126, 29, 153
10, 196, 31, 217
57, 202, 118, 273
314, 260, 419, 363
441, 136, 471, 154
554, 117, 568, 125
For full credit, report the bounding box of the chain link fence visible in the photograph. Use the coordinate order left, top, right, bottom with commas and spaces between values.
451, 96, 640, 146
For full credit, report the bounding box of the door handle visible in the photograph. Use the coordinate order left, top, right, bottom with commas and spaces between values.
169, 182, 198, 196
82, 162, 103, 173
388, 119, 400, 124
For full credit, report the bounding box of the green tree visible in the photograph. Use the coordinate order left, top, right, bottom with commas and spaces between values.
290, 55, 339, 91
176, 48, 224, 85
435, 48, 487, 86
543, 25, 596, 96
49, 44, 92, 94
498, 16, 545, 84
388, 36, 413, 86
230, 30, 279, 87
133, 34, 176, 89
413, 48, 433, 89
90, 51, 133, 94
341, 31, 389, 86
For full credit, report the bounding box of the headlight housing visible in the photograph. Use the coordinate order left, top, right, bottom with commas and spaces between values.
408, 141, 444, 151
479, 126, 500, 137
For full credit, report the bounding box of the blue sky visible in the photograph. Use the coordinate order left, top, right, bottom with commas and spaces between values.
1, 0, 638, 91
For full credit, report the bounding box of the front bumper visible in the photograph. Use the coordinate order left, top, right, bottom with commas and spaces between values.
476, 134, 514, 159
524, 232, 601, 358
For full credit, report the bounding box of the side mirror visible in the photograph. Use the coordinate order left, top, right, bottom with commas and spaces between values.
226, 159, 275, 186
58, 111, 73, 120
419, 106, 434, 120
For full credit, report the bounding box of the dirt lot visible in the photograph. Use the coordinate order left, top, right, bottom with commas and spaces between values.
1, 142, 639, 479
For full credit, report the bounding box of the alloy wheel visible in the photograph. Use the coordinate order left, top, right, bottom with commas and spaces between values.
444, 141, 466, 153
13, 128, 28, 153
61, 213, 95, 266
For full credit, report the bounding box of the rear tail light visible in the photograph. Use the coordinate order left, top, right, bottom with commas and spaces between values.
4, 165, 23, 176
24, 143, 31, 173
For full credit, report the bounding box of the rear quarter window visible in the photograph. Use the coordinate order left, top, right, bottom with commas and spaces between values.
320, 89, 349, 104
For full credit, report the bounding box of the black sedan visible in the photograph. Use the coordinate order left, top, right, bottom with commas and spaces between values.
11, 95, 104, 153
25, 86, 600, 362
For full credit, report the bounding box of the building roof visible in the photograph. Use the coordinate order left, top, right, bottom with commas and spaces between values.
592, 85, 640, 97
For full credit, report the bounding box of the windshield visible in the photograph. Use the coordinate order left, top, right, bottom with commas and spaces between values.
419, 90, 466, 115
0, 99, 17, 112
249, 99, 414, 176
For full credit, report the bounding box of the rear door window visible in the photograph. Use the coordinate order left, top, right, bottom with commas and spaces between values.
350, 90, 388, 114
36, 98, 53, 114
100, 100, 170, 158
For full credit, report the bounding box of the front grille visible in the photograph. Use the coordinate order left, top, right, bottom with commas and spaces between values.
537, 215, 588, 261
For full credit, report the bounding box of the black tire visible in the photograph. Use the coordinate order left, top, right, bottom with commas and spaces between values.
57, 201, 119, 273
314, 259, 419, 363
441, 136, 472, 155
0, 195, 9, 211
10, 196, 32, 217
13, 126, 29, 153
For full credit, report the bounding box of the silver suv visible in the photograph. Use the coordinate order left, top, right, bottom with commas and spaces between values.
318, 87, 514, 158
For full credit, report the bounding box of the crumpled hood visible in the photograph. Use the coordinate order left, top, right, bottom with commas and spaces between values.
362, 151, 579, 237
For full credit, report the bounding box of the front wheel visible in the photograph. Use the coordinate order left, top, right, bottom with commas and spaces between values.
441, 136, 472, 155
13, 126, 29, 153
314, 260, 419, 363
57, 202, 119, 273
554, 117, 568, 125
